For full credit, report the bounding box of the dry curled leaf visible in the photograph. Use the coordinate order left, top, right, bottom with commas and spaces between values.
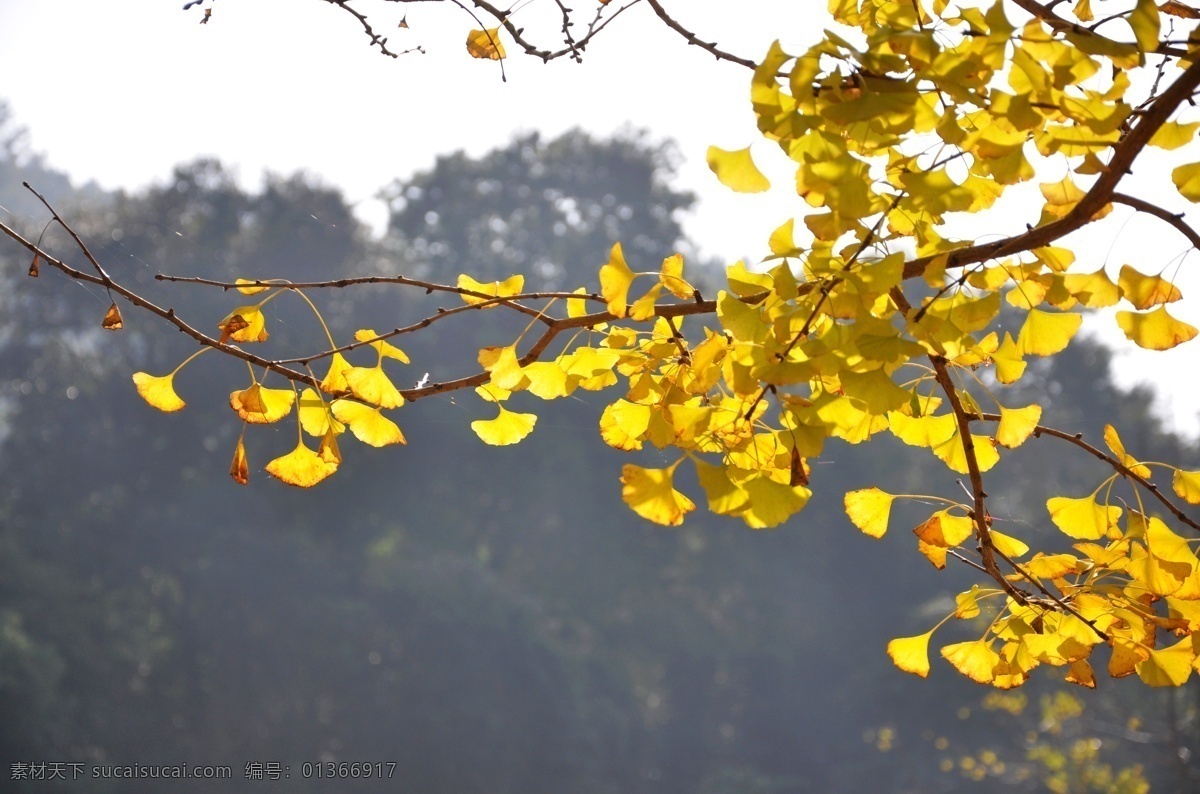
101, 302, 124, 330
28, 253, 40, 277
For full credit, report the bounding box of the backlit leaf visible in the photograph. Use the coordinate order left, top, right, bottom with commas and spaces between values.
1173, 469, 1200, 504
319, 352, 353, 394
914, 510, 974, 548
354, 329, 410, 363
1018, 309, 1081, 356
229, 383, 296, 424
1118, 265, 1182, 310
265, 440, 336, 488
996, 404, 1041, 449
466, 27, 505, 59
1103, 423, 1152, 478
132, 372, 186, 412
620, 463, 695, 526
1116, 305, 1198, 350
888, 631, 933, 678
345, 366, 405, 408
234, 278, 269, 295
298, 388, 344, 437
457, 273, 525, 306
217, 305, 268, 343
706, 145, 770, 193
229, 435, 249, 485
471, 405, 537, 446
1136, 636, 1194, 687
1047, 494, 1121, 540
599, 243, 635, 318
331, 400, 406, 447
1172, 161, 1200, 201
659, 254, 693, 299
844, 487, 895, 538
941, 640, 999, 684
990, 530, 1030, 558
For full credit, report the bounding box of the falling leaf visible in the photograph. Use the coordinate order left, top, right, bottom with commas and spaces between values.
706, 146, 770, 193
101, 302, 124, 330
471, 405, 537, 446
888, 631, 934, 678
132, 372, 186, 412
599, 243, 635, 318
234, 278, 270, 295
265, 440, 337, 488
1116, 305, 1198, 350
331, 400, 406, 447
466, 28, 505, 60
229, 435, 249, 485
844, 487, 895, 538
621, 463, 695, 526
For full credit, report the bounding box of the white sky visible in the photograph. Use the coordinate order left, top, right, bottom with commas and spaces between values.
1, 0, 1198, 438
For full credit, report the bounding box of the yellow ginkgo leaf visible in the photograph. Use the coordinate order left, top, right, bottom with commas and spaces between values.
354, 329, 410, 363
319, 352, 353, 394
599, 243, 635, 318
629, 283, 663, 322
1173, 161, 1200, 201
620, 463, 695, 526
132, 372, 186, 412
955, 585, 982, 619
991, 332, 1026, 384
990, 530, 1030, 558
1023, 553, 1083, 580
217, 305, 268, 343
1116, 305, 1199, 350
265, 440, 336, 488
479, 344, 529, 392
1117, 265, 1182, 310
995, 404, 1042, 449
1047, 494, 1122, 540
466, 27, 505, 59
331, 399, 406, 447
522, 361, 578, 400
229, 435, 249, 485
738, 475, 810, 529
931, 430, 999, 474
1109, 640, 1150, 678
600, 399, 652, 451
471, 404, 537, 446
941, 640, 1000, 684
706, 146, 770, 193
457, 274, 525, 307
1135, 636, 1195, 687
318, 427, 342, 466
659, 254, 693, 299
694, 460, 750, 516
229, 383, 296, 424
913, 510, 974, 548
298, 388, 344, 437
344, 366, 405, 409
917, 539, 948, 569
888, 631, 934, 678
1102, 424, 1151, 478
1017, 308, 1081, 356
234, 278, 270, 295
844, 487, 895, 538
1172, 469, 1200, 504
1066, 659, 1096, 689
